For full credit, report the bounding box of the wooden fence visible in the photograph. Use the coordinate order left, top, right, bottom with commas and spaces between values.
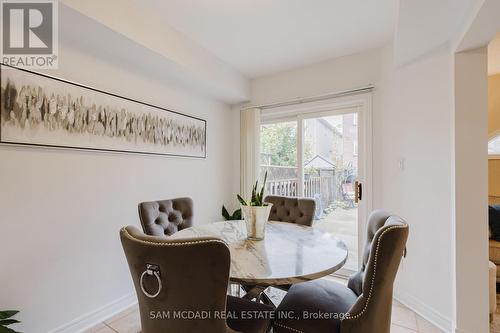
266, 176, 336, 207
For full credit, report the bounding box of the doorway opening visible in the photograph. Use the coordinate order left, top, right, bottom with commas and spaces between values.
488, 33, 500, 330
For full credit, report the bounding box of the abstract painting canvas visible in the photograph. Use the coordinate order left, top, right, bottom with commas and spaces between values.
0, 64, 207, 158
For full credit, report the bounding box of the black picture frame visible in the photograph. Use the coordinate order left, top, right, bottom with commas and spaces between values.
0, 63, 207, 158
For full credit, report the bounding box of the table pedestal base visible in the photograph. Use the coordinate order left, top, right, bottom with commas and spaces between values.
242, 285, 277, 309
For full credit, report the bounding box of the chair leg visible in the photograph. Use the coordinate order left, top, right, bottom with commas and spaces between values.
260, 291, 277, 309
242, 285, 278, 309
242, 285, 267, 300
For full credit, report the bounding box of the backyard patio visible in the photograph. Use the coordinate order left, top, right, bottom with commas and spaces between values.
313, 207, 358, 271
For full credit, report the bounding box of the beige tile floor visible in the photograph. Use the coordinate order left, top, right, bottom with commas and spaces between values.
85, 278, 444, 333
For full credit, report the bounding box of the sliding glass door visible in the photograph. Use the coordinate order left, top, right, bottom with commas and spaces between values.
260, 99, 371, 274
303, 112, 359, 272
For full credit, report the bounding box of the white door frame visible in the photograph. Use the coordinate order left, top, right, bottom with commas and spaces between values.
260, 93, 373, 272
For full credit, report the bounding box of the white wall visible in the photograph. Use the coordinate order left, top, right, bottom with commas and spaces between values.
0, 43, 236, 332
250, 46, 392, 106
249, 45, 456, 331
386, 46, 455, 331
454, 48, 489, 333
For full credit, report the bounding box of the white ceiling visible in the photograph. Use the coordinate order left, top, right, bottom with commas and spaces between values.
141, 0, 398, 78
489, 34, 500, 76
395, 0, 478, 67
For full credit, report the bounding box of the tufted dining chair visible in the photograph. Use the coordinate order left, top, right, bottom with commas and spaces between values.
120, 226, 274, 333
264, 195, 316, 226
138, 197, 193, 236
259, 196, 316, 295
273, 210, 409, 333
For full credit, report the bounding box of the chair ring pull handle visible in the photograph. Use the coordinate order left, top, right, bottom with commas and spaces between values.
140, 270, 162, 298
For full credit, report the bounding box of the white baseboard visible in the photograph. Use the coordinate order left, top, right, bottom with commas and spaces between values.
48, 293, 137, 333
394, 290, 453, 333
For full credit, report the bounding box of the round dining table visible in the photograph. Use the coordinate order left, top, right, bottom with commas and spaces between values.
169, 220, 348, 299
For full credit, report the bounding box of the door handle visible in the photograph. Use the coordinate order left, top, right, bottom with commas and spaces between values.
354, 181, 362, 203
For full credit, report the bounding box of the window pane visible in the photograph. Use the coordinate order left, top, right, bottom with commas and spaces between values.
304, 113, 359, 271
489, 135, 500, 154
260, 121, 298, 197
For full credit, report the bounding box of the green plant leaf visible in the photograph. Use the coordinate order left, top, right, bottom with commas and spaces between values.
259, 172, 268, 205
0, 319, 20, 326
251, 181, 258, 204
239, 172, 270, 207
222, 206, 242, 220
237, 194, 247, 206
0, 312, 18, 321
0, 326, 19, 333
232, 209, 242, 220
256, 191, 262, 206
222, 205, 230, 220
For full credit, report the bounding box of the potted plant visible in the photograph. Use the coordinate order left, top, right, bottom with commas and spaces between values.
0, 310, 21, 333
237, 172, 272, 240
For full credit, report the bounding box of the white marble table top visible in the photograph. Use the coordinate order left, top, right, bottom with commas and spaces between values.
169, 220, 348, 286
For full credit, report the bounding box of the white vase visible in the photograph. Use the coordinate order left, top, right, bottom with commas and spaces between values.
240, 204, 273, 240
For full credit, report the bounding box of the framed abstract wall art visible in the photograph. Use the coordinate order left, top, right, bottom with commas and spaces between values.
0, 64, 207, 158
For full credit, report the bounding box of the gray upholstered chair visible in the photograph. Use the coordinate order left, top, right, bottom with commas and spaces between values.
264, 195, 316, 226
120, 226, 274, 333
273, 210, 409, 333
138, 197, 193, 236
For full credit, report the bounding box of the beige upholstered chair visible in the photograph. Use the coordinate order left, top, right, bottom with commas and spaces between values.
120, 226, 273, 333
273, 210, 409, 333
264, 196, 316, 226
138, 197, 193, 236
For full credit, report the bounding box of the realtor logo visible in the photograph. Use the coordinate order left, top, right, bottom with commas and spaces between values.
1, 0, 58, 69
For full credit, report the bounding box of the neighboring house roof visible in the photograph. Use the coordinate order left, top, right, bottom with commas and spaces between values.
305, 155, 335, 169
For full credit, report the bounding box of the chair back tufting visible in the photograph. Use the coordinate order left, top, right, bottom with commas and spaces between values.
264, 195, 316, 226
138, 197, 193, 236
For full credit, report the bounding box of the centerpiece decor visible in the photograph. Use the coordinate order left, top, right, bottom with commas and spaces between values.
237, 172, 272, 240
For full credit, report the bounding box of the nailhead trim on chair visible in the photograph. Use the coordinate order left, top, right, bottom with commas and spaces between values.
273, 224, 406, 333
123, 227, 237, 332
122, 227, 228, 247
344, 225, 407, 321
274, 321, 305, 333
